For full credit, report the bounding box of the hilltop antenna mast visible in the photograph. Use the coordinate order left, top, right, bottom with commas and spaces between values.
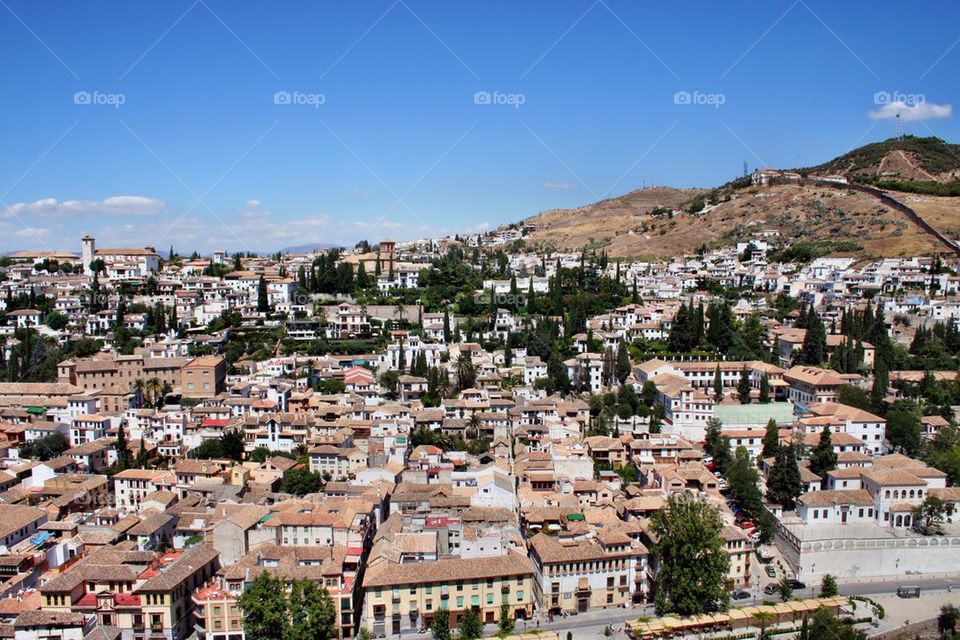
895, 113, 903, 140
742, 160, 748, 177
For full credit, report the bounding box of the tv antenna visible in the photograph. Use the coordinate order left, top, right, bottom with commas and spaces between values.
895, 113, 903, 140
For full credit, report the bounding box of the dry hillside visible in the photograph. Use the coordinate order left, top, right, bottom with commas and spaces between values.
522, 182, 946, 258
519, 136, 960, 258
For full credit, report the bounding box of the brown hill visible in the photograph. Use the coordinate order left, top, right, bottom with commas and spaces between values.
520, 137, 960, 258
802, 136, 960, 183
522, 182, 946, 258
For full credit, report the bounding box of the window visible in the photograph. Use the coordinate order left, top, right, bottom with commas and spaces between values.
456, 597, 463, 608
517, 591, 523, 602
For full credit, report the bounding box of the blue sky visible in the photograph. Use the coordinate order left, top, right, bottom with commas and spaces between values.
1, 0, 958, 254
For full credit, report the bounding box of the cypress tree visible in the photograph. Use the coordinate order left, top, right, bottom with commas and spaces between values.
737, 367, 752, 404
761, 418, 780, 460
809, 424, 838, 481
767, 444, 803, 508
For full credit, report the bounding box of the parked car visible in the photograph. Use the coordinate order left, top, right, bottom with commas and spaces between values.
787, 579, 806, 590
739, 521, 754, 530
763, 584, 778, 595
765, 566, 777, 578
732, 590, 751, 600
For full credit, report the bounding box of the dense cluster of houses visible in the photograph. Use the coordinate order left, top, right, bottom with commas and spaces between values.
0, 233, 955, 640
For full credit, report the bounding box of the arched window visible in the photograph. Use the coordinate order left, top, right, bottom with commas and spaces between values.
895, 515, 903, 527
885, 490, 891, 499
909, 490, 915, 498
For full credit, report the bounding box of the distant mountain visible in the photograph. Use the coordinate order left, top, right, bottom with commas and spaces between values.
518, 137, 960, 258
277, 242, 337, 254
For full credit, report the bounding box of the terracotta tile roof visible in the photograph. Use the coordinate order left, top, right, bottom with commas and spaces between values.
363, 550, 534, 588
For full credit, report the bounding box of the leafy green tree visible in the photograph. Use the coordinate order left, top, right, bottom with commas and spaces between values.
741, 313, 767, 358
704, 417, 722, 454
431, 608, 450, 640
281, 467, 322, 495
287, 580, 336, 640
819, 574, 838, 598
706, 301, 735, 354
546, 352, 571, 395
641, 380, 658, 407
45, 311, 69, 331
761, 418, 780, 460
799, 309, 828, 365
807, 608, 866, 639
808, 424, 838, 481
939, 604, 960, 638
20, 433, 69, 461
725, 446, 774, 542
836, 384, 873, 412
913, 495, 956, 535
238, 572, 288, 640
457, 608, 483, 640
497, 604, 514, 638
887, 400, 923, 456
767, 444, 803, 509
651, 493, 730, 616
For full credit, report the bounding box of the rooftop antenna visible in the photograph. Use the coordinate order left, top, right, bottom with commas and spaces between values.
895, 112, 903, 140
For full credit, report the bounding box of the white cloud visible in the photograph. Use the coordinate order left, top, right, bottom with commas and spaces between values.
869, 101, 952, 121
14, 227, 49, 238
544, 182, 574, 190
2, 195, 165, 218
245, 199, 261, 208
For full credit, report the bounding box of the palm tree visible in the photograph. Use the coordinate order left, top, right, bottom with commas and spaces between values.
146, 377, 163, 409
753, 610, 775, 640
466, 412, 482, 440
436, 370, 450, 399
133, 378, 145, 406
456, 353, 476, 391
394, 302, 406, 323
